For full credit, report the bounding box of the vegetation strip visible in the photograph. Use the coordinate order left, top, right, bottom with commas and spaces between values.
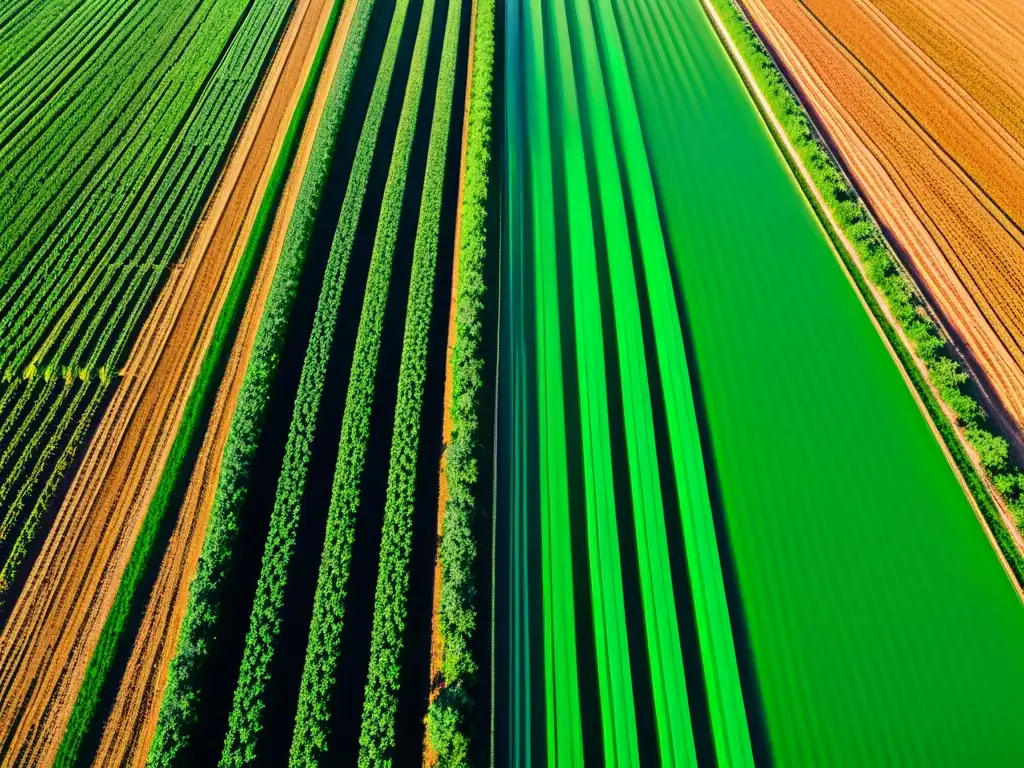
707, 0, 1024, 585
147, 0, 382, 760
289, 0, 442, 758
424, 0, 494, 762
219, 0, 428, 759
357, 0, 462, 762
50, 1, 349, 763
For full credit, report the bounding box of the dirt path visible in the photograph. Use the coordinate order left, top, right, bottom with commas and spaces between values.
88, 2, 361, 765
424, 1, 476, 763
0, 1, 349, 764
704, 0, 1024, 602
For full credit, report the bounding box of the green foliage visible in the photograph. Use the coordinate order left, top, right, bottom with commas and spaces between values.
146, 1, 382, 763
356, 0, 463, 761
706, 0, 1024, 583
427, 687, 472, 767
286, 0, 436, 760
424, 0, 495, 760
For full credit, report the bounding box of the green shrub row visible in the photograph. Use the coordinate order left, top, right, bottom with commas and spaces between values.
287, 0, 438, 761
425, 0, 495, 762
49, 1, 349, 765
146, 1, 383, 763
356, 0, 463, 762
218, 0, 425, 762
706, 0, 1024, 581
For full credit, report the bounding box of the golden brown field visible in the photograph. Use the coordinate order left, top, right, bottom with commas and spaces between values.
739, 0, 1024, 432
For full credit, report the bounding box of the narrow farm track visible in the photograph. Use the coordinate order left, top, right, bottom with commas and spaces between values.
0, 0, 334, 763
501, 0, 752, 764
90, 1, 361, 764
737, 0, 1024, 434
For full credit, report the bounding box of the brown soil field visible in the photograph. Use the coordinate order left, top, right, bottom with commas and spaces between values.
0, 0, 350, 763
424, 2, 477, 764
703, 0, 1024, 600
737, 0, 1024, 435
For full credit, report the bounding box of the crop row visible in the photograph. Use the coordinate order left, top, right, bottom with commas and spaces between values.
218, 0, 421, 760
356, 0, 462, 761
707, 0, 1024, 574
50, 0, 353, 762
424, 0, 493, 761
0, 0, 295, 602
289, 0, 440, 759
146, 0, 383, 760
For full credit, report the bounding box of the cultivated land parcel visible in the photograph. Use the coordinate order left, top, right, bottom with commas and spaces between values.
499, 0, 1024, 764
1, 0, 1024, 765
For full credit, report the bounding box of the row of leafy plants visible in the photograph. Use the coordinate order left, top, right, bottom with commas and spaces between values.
425, 0, 494, 762
288, 0, 440, 759
357, 0, 463, 761
218, 0, 422, 760
49, 0, 348, 762
706, 0, 1024, 581
146, 0, 384, 761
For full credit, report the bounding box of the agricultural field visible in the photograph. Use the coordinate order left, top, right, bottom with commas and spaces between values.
739, 0, 1024, 435
2, 0, 1024, 765
498, 0, 1024, 764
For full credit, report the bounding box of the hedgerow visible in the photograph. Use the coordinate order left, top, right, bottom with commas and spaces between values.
425, 0, 494, 763
146, 1, 382, 762
288, 0, 438, 759
706, 0, 1024, 581
356, 0, 462, 761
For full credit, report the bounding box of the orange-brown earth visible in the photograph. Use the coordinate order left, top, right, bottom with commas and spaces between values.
424, 4, 476, 764
738, 0, 1024, 435
0, 0, 349, 763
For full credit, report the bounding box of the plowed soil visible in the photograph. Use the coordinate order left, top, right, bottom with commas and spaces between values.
0, 0, 351, 764
738, 0, 1024, 433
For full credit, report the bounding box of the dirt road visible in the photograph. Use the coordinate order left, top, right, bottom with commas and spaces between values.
738, 0, 1024, 436
0, 0, 350, 764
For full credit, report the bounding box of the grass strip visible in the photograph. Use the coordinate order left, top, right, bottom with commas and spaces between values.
705, 0, 1024, 584
145, 0, 383, 761
356, 0, 463, 761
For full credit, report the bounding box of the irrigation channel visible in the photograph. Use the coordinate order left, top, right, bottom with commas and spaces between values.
497, 0, 1024, 765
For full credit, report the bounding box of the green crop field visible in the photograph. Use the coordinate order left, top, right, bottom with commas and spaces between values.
2, 0, 1023, 764
0, 0, 294, 600
498, 0, 1024, 765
